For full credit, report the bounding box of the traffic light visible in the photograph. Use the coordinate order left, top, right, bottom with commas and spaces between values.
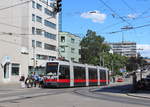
54, 0, 62, 13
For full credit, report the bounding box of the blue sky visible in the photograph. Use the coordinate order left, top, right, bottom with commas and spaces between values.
61, 0, 150, 57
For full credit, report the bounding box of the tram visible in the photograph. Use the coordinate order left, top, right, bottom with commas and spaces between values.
43, 60, 110, 88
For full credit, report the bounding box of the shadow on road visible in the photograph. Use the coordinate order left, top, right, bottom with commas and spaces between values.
95, 84, 150, 95
95, 84, 133, 94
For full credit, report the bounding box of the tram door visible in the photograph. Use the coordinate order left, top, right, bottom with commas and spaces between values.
59, 65, 70, 87
89, 68, 98, 86
100, 70, 106, 86
73, 66, 86, 87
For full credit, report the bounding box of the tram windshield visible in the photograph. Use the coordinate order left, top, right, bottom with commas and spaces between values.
46, 62, 58, 79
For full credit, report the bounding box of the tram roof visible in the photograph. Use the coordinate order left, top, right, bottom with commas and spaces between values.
47, 60, 108, 70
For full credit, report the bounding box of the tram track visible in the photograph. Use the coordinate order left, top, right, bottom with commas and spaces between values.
72, 87, 150, 106
0, 89, 69, 103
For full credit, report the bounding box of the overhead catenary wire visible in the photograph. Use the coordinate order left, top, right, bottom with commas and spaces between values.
108, 23, 150, 34
98, 0, 132, 26
138, 7, 150, 18
121, 0, 137, 13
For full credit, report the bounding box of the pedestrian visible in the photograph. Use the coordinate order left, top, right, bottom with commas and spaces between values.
38, 75, 43, 88
113, 76, 115, 83
25, 75, 33, 88
132, 72, 137, 92
31, 72, 39, 87
19, 75, 25, 88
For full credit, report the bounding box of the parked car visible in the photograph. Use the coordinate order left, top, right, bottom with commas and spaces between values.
116, 78, 124, 82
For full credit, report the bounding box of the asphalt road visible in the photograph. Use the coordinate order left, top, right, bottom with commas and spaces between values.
0, 83, 150, 107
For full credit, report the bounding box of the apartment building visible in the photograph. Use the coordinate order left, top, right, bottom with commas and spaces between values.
59, 32, 81, 62
109, 42, 137, 57
0, 0, 58, 83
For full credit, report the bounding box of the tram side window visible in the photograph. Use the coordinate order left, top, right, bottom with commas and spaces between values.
59, 65, 70, 79
100, 70, 106, 80
89, 68, 97, 80
74, 66, 86, 79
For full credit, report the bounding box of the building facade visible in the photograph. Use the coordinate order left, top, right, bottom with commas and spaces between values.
0, 0, 58, 84
59, 32, 81, 62
110, 42, 137, 57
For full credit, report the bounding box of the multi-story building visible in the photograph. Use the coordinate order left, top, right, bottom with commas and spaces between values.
109, 42, 137, 57
59, 32, 81, 62
0, 0, 58, 84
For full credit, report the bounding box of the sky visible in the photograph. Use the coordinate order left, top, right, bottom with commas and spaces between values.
60, 0, 150, 58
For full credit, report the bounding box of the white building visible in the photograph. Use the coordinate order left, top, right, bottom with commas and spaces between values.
110, 42, 137, 57
0, 0, 58, 84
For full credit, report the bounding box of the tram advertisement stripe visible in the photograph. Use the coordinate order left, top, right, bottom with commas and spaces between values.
44, 79, 109, 83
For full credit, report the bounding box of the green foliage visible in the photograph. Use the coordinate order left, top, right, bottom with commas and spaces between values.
126, 54, 147, 72
80, 30, 110, 65
103, 53, 127, 75
80, 30, 128, 76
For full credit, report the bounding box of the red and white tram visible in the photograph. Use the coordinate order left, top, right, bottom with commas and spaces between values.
43, 60, 109, 88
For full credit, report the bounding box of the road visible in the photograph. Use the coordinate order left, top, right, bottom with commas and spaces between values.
0, 83, 150, 107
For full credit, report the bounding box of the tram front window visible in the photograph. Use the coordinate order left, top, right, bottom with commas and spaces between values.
46, 62, 58, 79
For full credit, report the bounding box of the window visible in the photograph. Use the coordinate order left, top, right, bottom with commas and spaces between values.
32, 14, 35, 22
44, 20, 56, 29
36, 54, 56, 60
71, 48, 75, 53
36, 41, 42, 48
44, 8, 53, 16
32, 27, 35, 34
44, 43, 56, 51
36, 28, 43, 35
59, 65, 70, 79
100, 69, 106, 84
71, 38, 75, 43
36, 54, 48, 60
36, 3, 42, 11
32, 40, 35, 48
32, 1, 35, 8
61, 36, 65, 42
74, 66, 86, 80
89, 68, 97, 80
11, 64, 20, 76
60, 46, 65, 52
36, 16, 42, 23
71, 58, 75, 61
44, 31, 56, 40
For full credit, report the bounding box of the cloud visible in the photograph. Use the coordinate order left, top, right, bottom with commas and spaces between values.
80, 10, 106, 23
137, 44, 150, 57
127, 13, 138, 19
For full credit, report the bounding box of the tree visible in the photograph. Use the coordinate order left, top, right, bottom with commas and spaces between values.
103, 53, 127, 75
80, 30, 110, 65
80, 30, 128, 76
126, 54, 147, 72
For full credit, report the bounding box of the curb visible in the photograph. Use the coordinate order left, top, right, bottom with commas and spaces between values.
126, 93, 150, 99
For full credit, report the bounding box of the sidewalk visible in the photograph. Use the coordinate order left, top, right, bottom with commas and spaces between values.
127, 90, 150, 99
99, 81, 150, 99
0, 83, 26, 92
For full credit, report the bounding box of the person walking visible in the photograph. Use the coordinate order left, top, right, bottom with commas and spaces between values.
19, 75, 25, 88
25, 75, 34, 88
38, 75, 44, 88
132, 72, 137, 92
31, 72, 39, 87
